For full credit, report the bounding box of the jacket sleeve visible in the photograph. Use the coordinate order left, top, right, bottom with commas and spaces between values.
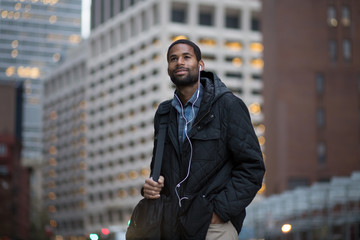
212, 96, 265, 222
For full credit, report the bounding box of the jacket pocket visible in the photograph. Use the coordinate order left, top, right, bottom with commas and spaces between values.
179, 195, 213, 240
191, 129, 220, 162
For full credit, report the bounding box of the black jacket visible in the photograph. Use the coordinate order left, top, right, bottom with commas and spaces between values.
151, 71, 265, 239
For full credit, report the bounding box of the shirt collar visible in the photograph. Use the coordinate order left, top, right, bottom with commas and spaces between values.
171, 83, 204, 109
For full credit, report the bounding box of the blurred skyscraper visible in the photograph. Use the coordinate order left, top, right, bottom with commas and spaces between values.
43, 0, 264, 237
0, 0, 82, 170
262, 0, 360, 195
0, 81, 30, 240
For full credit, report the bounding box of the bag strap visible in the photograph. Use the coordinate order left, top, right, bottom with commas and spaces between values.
151, 104, 170, 182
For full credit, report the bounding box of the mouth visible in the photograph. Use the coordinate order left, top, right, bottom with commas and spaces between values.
174, 68, 189, 75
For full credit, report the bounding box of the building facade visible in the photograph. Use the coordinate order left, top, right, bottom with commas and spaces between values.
43, 43, 88, 237
244, 172, 360, 240
43, 0, 264, 237
0, 0, 82, 169
0, 81, 30, 240
262, 0, 360, 195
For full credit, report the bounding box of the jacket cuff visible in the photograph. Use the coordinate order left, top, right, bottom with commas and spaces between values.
141, 187, 144, 197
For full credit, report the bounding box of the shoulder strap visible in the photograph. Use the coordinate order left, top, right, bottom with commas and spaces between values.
151, 104, 170, 182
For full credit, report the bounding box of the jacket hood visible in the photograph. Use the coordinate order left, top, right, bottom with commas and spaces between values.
200, 70, 231, 105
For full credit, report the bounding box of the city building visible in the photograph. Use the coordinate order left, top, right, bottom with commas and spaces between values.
43, 43, 88, 237
244, 171, 360, 240
0, 0, 83, 177
262, 0, 360, 195
43, 0, 264, 237
0, 81, 30, 240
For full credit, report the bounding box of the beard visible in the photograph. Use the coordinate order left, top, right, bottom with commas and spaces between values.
169, 67, 198, 87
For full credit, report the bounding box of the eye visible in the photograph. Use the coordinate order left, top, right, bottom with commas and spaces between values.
170, 57, 177, 62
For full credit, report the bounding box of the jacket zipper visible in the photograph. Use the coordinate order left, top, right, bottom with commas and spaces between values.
191, 108, 211, 131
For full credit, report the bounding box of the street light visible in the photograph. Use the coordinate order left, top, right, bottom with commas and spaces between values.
89, 233, 99, 240
281, 224, 292, 234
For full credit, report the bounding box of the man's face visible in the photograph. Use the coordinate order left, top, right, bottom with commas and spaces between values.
167, 43, 200, 87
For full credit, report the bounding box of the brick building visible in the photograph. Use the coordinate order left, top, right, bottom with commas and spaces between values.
262, 0, 360, 195
0, 81, 30, 239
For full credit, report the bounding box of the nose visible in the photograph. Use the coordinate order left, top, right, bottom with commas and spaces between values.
177, 57, 185, 65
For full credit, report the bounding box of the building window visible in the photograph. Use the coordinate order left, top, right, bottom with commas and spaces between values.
171, 3, 187, 23
110, 0, 114, 18
0, 144, 6, 157
141, 11, 148, 31
288, 178, 309, 190
316, 73, 324, 94
251, 11, 260, 31
317, 108, 325, 128
341, 6, 351, 26
317, 142, 326, 165
199, 6, 214, 26
327, 6, 338, 27
329, 40, 337, 62
225, 9, 241, 29
130, 18, 137, 37
110, 30, 116, 48
120, 0, 124, 12
153, 4, 159, 25
343, 39, 351, 62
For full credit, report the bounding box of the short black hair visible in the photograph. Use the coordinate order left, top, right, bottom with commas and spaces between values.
167, 39, 202, 62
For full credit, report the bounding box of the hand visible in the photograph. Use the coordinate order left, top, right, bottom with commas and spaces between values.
143, 176, 165, 199
211, 212, 224, 224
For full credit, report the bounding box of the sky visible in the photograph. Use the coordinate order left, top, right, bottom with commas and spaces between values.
81, 0, 91, 39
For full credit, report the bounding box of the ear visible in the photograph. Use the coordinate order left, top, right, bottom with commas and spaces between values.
199, 60, 204, 71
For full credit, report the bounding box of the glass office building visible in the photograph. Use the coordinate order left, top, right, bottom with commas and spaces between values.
0, 0, 82, 168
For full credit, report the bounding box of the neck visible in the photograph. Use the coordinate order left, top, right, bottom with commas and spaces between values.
176, 82, 199, 105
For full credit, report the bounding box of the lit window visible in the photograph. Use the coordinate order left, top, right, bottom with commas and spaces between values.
250, 42, 264, 52
249, 102, 261, 115
49, 15, 57, 24
52, 53, 60, 62
224, 41, 242, 51
69, 34, 81, 44
232, 57, 243, 67
11, 40, 18, 48
251, 58, 264, 69
343, 39, 351, 61
171, 35, 188, 42
327, 6, 337, 27
11, 49, 18, 58
341, 6, 351, 26
198, 38, 216, 47
258, 136, 265, 146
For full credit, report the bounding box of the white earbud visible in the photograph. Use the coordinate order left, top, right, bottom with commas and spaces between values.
199, 66, 202, 71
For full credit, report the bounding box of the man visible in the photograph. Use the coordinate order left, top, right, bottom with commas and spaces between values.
143, 39, 265, 239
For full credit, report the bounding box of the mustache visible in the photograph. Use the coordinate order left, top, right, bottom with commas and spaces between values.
174, 67, 189, 72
